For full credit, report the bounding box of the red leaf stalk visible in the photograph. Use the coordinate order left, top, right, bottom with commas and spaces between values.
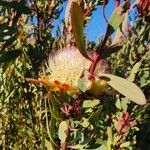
115, 0, 120, 8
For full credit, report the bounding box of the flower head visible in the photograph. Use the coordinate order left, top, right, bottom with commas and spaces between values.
47, 46, 91, 89
31, 46, 109, 95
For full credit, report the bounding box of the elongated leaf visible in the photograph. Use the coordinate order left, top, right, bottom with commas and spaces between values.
78, 78, 89, 92
45, 140, 54, 150
70, 2, 90, 59
49, 103, 61, 121
68, 137, 90, 149
49, 95, 62, 120
100, 73, 146, 105
78, 118, 90, 128
45, 105, 58, 149
100, 0, 130, 51
0, 1, 31, 14
67, 144, 86, 149
111, 12, 128, 45
0, 50, 22, 63
128, 62, 141, 82
49, 117, 58, 148
83, 99, 100, 108
106, 0, 130, 36
4, 89, 15, 102
106, 126, 113, 150
89, 106, 103, 123
58, 121, 68, 144
101, 44, 122, 58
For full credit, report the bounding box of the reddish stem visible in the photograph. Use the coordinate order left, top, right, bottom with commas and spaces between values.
89, 53, 101, 79
115, 0, 120, 8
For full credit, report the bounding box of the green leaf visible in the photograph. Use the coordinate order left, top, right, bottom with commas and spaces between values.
49, 117, 58, 148
78, 78, 89, 92
115, 97, 122, 110
0, 50, 22, 63
120, 141, 130, 148
111, 12, 128, 45
89, 106, 103, 123
83, 99, 100, 108
68, 144, 86, 149
45, 139, 54, 150
101, 44, 122, 59
68, 137, 90, 149
70, 2, 90, 59
4, 89, 15, 102
58, 121, 68, 144
128, 62, 141, 82
100, 73, 146, 105
107, 0, 130, 35
115, 96, 129, 111
106, 126, 113, 150
0, 1, 31, 14
120, 98, 129, 112
49, 95, 62, 120
76, 118, 90, 128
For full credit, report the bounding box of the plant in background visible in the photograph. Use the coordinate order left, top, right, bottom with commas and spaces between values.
135, 0, 150, 19
0, 0, 149, 150
29, 1, 147, 149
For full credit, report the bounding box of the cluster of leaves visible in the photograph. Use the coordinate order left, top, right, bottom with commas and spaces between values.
108, 18, 150, 149
0, 0, 64, 149
0, 0, 149, 150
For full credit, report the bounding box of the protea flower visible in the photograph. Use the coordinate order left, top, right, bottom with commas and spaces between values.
29, 46, 146, 105
29, 46, 109, 95
46, 46, 91, 90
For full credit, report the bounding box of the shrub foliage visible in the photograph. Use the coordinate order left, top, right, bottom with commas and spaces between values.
0, 0, 149, 149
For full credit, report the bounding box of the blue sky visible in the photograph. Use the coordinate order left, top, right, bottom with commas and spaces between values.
52, 0, 136, 43
86, 1, 115, 42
